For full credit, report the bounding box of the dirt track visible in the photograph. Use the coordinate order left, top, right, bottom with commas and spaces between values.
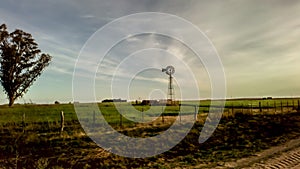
215, 137, 300, 169
246, 146, 300, 169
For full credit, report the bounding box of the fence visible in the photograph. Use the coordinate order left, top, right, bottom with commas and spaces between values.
94, 100, 300, 127
220, 100, 300, 115
3, 99, 300, 131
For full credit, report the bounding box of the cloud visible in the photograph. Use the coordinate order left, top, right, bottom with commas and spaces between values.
80, 14, 95, 19
1, 0, 300, 103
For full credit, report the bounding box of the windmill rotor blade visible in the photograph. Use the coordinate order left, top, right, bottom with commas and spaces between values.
162, 66, 175, 75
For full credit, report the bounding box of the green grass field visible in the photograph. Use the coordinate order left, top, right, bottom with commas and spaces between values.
0, 97, 299, 125
0, 104, 76, 124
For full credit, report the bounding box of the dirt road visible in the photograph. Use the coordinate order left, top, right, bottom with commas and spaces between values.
245, 146, 300, 169
214, 137, 300, 169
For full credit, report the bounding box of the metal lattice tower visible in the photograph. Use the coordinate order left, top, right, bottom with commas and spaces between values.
162, 66, 175, 104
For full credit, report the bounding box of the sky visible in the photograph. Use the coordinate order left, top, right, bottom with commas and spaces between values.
0, 0, 300, 104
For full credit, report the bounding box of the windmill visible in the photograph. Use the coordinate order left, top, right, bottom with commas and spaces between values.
162, 66, 175, 105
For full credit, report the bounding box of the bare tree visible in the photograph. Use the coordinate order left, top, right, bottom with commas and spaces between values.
0, 24, 52, 106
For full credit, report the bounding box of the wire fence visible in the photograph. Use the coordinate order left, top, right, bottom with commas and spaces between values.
1, 99, 299, 133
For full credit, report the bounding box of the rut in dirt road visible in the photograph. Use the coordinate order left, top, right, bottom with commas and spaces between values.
246, 146, 300, 169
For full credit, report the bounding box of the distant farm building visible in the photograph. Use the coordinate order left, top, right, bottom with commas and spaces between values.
102, 98, 127, 103
262, 97, 273, 100
141, 100, 159, 105
140, 99, 180, 106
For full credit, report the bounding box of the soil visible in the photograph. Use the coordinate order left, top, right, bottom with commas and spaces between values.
1, 112, 300, 168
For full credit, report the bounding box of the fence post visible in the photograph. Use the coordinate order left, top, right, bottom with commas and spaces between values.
259, 102, 262, 112
161, 106, 165, 123
293, 100, 295, 109
141, 108, 144, 122
93, 111, 95, 128
231, 103, 234, 115
22, 112, 26, 133
119, 113, 122, 127
60, 111, 64, 133
179, 111, 181, 123
241, 104, 244, 114
194, 106, 198, 121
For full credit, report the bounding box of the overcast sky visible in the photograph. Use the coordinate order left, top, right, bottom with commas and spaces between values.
1, 0, 300, 104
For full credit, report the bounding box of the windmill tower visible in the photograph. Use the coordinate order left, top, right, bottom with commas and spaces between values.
162, 66, 175, 105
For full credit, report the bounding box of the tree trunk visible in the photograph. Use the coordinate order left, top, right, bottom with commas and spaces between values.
8, 97, 14, 107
